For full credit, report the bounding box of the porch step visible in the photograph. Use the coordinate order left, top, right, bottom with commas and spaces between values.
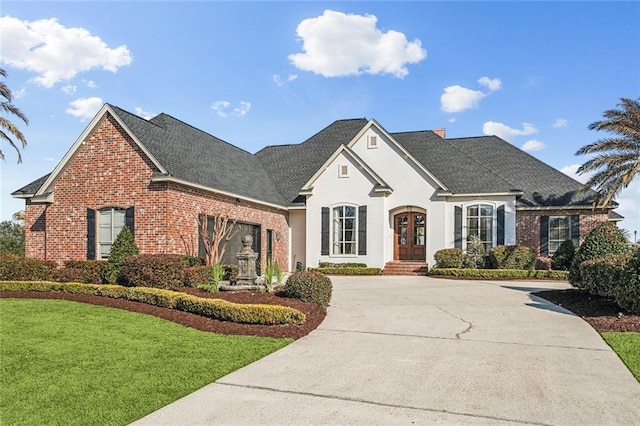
382, 261, 429, 276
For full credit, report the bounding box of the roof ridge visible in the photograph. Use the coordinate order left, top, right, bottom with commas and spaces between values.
107, 104, 165, 130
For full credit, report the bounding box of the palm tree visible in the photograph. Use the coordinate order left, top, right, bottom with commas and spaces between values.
0, 68, 29, 163
575, 97, 640, 208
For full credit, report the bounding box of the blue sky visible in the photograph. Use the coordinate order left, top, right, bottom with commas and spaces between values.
1, 1, 639, 239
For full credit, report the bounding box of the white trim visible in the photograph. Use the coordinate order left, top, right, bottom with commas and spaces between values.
443, 191, 523, 197
347, 119, 450, 191
30, 193, 54, 203
516, 205, 612, 211
338, 163, 350, 178
150, 175, 289, 210
329, 203, 359, 257
300, 145, 392, 193
462, 201, 499, 251
34, 104, 168, 198
367, 135, 379, 149
288, 205, 307, 210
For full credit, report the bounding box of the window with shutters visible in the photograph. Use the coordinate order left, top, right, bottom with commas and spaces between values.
98, 208, 126, 259
466, 204, 494, 253
548, 216, 571, 254
332, 205, 357, 255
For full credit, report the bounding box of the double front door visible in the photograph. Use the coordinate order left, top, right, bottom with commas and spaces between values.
394, 213, 426, 261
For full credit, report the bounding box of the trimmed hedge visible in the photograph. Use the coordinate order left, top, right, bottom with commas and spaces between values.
488, 245, 536, 270
184, 266, 215, 287
429, 268, 568, 280
55, 260, 107, 284
285, 271, 332, 307
579, 253, 632, 298
318, 262, 367, 268
0, 281, 305, 325
119, 254, 189, 289
434, 248, 464, 269
0, 254, 57, 281
551, 240, 575, 271
309, 267, 381, 275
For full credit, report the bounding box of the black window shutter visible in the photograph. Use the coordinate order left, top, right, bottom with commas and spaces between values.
198, 214, 205, 259
87, 208, 96, 260
321, 207, 329, 255
358, 205, 367, 255
125, 207, 135, 235
571, 215, 580, 247
540, 216, 549, 257
497, 205, 505, 245
454, 206, 462, 249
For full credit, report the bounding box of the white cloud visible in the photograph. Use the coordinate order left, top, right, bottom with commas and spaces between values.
560, 164, 590, 184
482, 121, 538, 142
448, 117, 456, 123
272, 73, 298, 87
0, 16, 132, 88
65, 97, 103, 121
84, 80, 98, 89
134, 107, 154, 120
521, 139, 546, 152
211, 100, 251, 117
440, 85, 486, 113
553, 118, 568, 128
289, 10, 426, 78
478, 76, 502, 92
61, 84, 77, 94
14, 87, 26, 99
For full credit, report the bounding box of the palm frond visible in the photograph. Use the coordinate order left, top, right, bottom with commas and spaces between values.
0, 67, 29, 163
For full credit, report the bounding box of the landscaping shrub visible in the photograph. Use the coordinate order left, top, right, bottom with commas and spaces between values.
617, 246, 640, 314
551, 240, 575, 271
535, 257, 552, 271
102, 227, 138, 284
318, 262, 367, 268
488, 245, 537, 270
119, 254, 189, 290
0, 254, 56, 281
0, 281, 305, 325
579, 253, 632, 298
184, 265, 215, 287
58, 260, 106, 284
224, 264, 238, 283
285, 270, 332, 307
309, 267, 381, 275
429, 268, 568, 280
568, 222, 631, 287
465, 235, 487, 269
434, 248, 464, 269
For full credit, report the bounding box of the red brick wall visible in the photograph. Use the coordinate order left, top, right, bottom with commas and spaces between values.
23, 111, 290, 269
515, 208, 610, 254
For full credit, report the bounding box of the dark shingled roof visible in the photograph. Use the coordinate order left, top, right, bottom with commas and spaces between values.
13, 107, 606, 210
108, 105, 288, 206
11, 173, 51, 197
255, 118, 369, 205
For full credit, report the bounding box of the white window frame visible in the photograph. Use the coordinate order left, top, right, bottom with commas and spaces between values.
331, 204, 358, 256
548, 215, 571, 255
464, 202, 496, 253
367, 135, 379, 149
98, 208, 126, 259
338, 163, 350, 178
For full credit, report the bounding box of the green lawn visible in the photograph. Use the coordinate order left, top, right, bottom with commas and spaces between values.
0, 298, 292, 425
602, 332, 640, 381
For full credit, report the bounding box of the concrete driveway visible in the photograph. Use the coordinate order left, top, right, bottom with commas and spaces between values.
134, 276, 640, 425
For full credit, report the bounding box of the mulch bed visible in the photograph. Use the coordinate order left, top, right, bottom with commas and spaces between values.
3, 287, 638, 337
535, 289, 640, 333
0, 287, 326, 340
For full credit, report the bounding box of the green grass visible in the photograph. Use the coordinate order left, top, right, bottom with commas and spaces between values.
0, 298, 292, 425
602, 332, 640, 381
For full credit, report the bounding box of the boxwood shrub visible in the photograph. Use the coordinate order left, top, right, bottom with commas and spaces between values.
56, 260, 107, 284
429, 268, 568, 280
488, 245, 536, 270
318, 262, 367, 268
118, 254, 189, 289
285, 270, 332, 307
309, 267, 381, 275
434, 248, 464, 269
551, 240, 575, 271
0, 281, 305, 325
617, 247, 640, 314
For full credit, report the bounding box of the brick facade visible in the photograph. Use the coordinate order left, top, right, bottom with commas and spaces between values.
23, 112, 290, 269
515, 208, 610, 255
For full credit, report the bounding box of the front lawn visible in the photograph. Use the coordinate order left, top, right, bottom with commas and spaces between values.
602, 332, 640, 381
0, 298, 291, 425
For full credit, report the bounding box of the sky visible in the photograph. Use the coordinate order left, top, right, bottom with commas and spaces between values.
1, 1, 639, 240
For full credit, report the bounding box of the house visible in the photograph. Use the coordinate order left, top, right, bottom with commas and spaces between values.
13, 104, 620, 273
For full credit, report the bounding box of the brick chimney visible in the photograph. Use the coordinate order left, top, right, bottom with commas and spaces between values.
433, 128, 446, 139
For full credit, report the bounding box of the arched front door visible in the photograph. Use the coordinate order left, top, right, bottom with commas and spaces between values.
394, 212, 426, 261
